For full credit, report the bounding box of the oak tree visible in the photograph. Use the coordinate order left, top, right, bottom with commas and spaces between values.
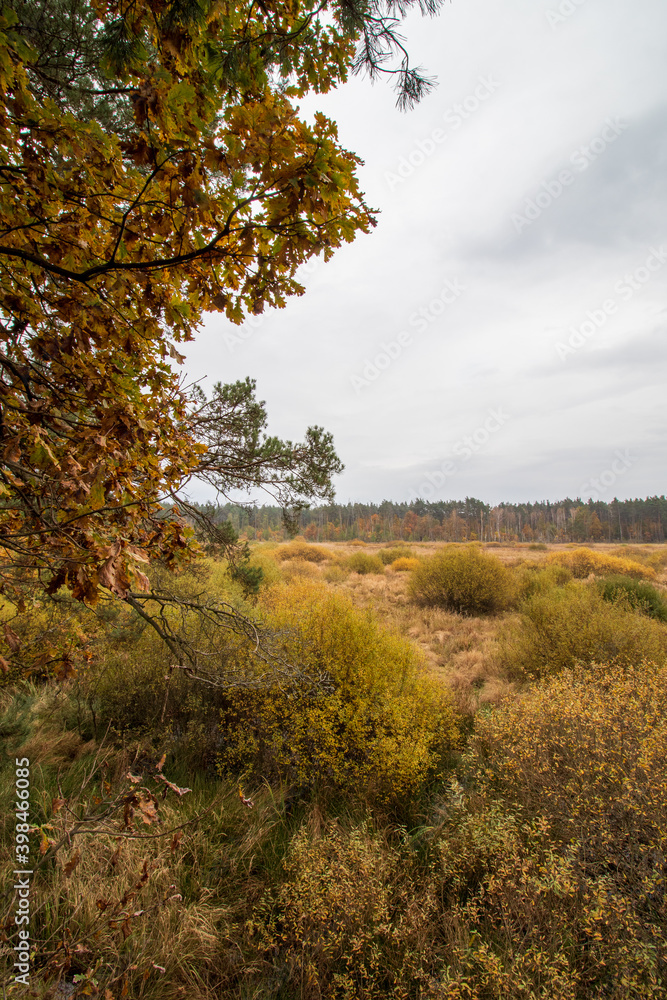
0, 0, 442, 674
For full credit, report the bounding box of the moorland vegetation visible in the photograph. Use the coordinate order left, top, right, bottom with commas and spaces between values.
2, 539, 667, 998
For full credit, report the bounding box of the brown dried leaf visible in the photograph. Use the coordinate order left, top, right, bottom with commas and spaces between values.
63, 849, 81, 878
138, 796, 159, 824
3, 625, 20, 652
123, 800, 135, 828
133, 570, 151, 592
168, 343, 186, 364
39, 828, 56, 855
155, 773, 191, 797
238, 787, 254, 809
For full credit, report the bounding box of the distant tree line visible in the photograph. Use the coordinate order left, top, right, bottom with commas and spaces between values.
187, 496, 667, 545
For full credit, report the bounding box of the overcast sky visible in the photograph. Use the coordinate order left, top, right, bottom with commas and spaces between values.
179, 0, 667, 507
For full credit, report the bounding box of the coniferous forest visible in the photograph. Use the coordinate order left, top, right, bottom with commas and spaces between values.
190, 495, 667, 545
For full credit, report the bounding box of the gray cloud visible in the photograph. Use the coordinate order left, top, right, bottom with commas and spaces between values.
179, 0, 667, 506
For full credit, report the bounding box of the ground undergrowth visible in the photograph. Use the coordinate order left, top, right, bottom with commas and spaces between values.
2, 541, 667, 998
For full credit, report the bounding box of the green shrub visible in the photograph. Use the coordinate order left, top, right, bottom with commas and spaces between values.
346, 551, 385, 575
409, 546, 517, 615
378, 546, 415, 564
517, 562, 572, 600
244, 546, 283, 587
216, 580, 458, 803
466, 658, 667, 843
547, 547, 656, 580
596, 575, 667, 622
500, 582, 667, 678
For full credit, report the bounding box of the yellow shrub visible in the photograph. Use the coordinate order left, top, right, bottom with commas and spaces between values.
610, 545, 667, 570
500, 581, 667, 678
322, 563, 350, 584
516, 561, 572, 599
275, 541, 333, 563
345, 552, 385, 575
443, 659, 667, 998
391, 557, 421, 572
280, 558, 320, 581
243, 547, 283, 587
547, 547, 655, 580
217, 580, 458, 802
409, 546, 517, 615
648, 550, 667, 572
254, 820, 404, 997
466, 657, 667, 860
378, 546, 415, 564
0, 587, 101, 683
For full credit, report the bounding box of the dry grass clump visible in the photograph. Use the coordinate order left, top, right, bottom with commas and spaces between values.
547, 546, 656, 580
500, 581, 667, 678
611, 544, 667, 570
391, 556, 421, 572
409, 546, 517, 615
279, 557, 321, 581
346, 551, 385, 575
274, 540, 333, 563
0, 686, 292, 1000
